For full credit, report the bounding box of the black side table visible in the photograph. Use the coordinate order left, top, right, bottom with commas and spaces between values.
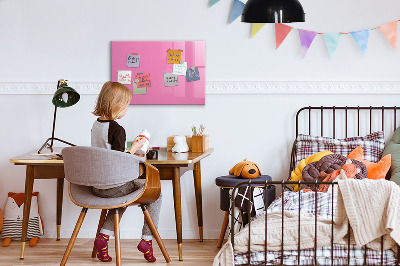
215, 175, 275, 248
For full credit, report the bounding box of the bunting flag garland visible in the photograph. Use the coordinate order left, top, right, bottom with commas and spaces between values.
298, 30, 317, 58
275, 23, 293, 49
378, 21, 398, 50
351, 29, 370, 55
208, 4, 400, 57
251, 23, 266, 38
323, 33, 341, 58
209, 0, 220, 7
229, 0, 245, 24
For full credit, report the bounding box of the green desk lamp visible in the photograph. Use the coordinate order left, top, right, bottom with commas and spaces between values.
38, 79, 80, 154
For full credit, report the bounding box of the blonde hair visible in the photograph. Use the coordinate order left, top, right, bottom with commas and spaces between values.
93, 82, 132, 120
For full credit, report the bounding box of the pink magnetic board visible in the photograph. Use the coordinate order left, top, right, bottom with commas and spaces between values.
111, 41, 205, 105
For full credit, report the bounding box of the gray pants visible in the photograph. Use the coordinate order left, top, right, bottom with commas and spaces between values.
92, 180, 162, 240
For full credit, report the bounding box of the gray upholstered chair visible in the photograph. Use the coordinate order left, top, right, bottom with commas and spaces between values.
60, 146, 171, 265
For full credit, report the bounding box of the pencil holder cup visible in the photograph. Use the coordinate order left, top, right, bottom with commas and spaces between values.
191, 135, 209, 153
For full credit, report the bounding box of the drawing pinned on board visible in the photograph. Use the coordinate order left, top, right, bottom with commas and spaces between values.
127, 53, 140, 68
117, 70, 132, 84
173, 62, 188, 76
167, 49, 182, 64
186, 67, 200, 82
132, 82, 147, 94
164, 73, 178, 87
135, 73, 151, 88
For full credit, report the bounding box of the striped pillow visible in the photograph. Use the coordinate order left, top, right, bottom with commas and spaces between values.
294, 131, 385, 167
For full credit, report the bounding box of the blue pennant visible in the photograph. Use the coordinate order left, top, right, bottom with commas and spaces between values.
229, 0, 245, 23
351, 29, 371, 55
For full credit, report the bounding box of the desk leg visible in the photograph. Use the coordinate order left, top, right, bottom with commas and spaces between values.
20, 165, 34, 259
193, 161, 203, 242
56, 178, 64, 241
172, 167, 183, 261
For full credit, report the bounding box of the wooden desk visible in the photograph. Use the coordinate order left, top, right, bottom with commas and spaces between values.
9, 148, 64, 259
146, 148, 213, 260
10, 147, 213, 261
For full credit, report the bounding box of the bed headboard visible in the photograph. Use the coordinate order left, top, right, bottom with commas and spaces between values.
290, 106, 400, 179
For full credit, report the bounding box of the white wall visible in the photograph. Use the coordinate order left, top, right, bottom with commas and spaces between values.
1, 0, 400, 240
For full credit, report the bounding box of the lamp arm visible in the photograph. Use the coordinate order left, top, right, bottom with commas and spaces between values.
50, 105, 57, 148
50, 79, 61, 148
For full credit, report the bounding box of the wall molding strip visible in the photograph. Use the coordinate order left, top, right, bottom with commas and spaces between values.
0, 81, 399, 95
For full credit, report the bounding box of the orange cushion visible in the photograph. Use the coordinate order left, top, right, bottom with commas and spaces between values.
347, 146, 391, 180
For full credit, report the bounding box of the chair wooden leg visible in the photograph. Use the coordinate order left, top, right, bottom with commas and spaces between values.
217, 211, 230, 248
91, 209, 108, 258
60, 208, 88, 266
141, 205, 171, 263
114, 210, 121, 266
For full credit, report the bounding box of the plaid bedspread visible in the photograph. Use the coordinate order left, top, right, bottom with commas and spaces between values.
234, 191, 397, 265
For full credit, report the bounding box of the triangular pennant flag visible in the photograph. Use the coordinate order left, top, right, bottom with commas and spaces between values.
251, 23, 266, 38
323, 33, 341, 58
275, 23, 293, 49
209, 0, 220, 7
378, 21, 398, 50
229, 0, 245, 24
298, 29, 317, 58
351, 29, 370, 55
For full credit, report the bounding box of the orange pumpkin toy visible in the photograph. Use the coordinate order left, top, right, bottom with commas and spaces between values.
229, 159, 261, 179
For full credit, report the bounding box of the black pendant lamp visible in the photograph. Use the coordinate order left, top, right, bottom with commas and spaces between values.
242, 0, 305, 23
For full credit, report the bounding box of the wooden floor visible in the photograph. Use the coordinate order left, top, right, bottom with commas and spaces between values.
0, 239, 221, 265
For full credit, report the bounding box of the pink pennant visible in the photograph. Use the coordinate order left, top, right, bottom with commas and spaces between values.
298, 29, 317, 58
275, 24, 293, 49
378, 21, 398, 50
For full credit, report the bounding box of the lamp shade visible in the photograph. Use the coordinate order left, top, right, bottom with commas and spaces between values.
52, 84, 80, 108
241, 0, 305, 23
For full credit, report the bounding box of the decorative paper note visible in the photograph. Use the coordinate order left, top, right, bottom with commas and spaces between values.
164, 73, 178, 87
379, 21, 398, 50
167, 49, 182, 64
117, 70, 132, 84
275, 23, 293, 49
323, 33, 341, 58
135, 73, 151, 88
126, 53, 140, 68
351, 29, 370, 55
229, 0, 245, 24
173, 62, 188, 76
251, 23, 266, 38
186, 67, 200, 82
132, 83, 147, 94
298, 29, 317, 58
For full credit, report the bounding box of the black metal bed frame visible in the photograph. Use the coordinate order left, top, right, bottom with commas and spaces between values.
230, 106, 400, 266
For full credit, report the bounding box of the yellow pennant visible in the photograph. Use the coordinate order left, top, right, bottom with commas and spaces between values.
251, 23, 266, 38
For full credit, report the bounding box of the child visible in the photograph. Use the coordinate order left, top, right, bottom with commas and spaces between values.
91, 81, 162, 263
